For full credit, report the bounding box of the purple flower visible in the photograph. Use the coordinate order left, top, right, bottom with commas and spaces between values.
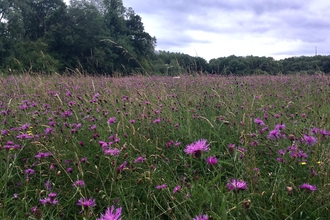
173, 185, 181, 194
25, 168, 35, 175
184, 139, 209, 157
45, 180, 52, 190
117, 161, 127, 173
40, 192, 58, 205
267, 129, 281, 140
104, 148, 121, 156
193, 214, 208, 220
77, 197, 96, 209
35, 152, 51, 159
73, 180, 85, 187
153, 118, 161, 124
155, 184, 167, 190
134, 156, 146, 163
254, 118, 265, 126
45, 127, 53, 135
300, 183, 317, 192
107, 117, 116, 124
302, 135, 317, 146
275, 123, 286, 130
226, 179, 247, 191
97, 206, 122, 220
206, 156, 218, 166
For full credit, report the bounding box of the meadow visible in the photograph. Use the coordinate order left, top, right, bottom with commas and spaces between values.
0, 73, 330, 219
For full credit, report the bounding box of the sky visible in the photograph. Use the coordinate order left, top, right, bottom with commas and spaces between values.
65, 0, 330, 61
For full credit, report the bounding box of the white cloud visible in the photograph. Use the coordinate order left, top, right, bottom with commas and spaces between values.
123, 0, 330, 60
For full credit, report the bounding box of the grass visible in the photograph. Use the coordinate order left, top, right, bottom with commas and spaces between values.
0, 73, 330, 219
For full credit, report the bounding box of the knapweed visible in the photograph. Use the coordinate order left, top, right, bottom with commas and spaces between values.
77, 197, 96, 209
134, 156, 146, 163
73, 180, 85, 187
302, 134, 317, 146
173, 185, 181, 194
184, 139, 209, 157
300, 183, 317, 192
107, 117, 116, 124
97, 205, 122, 220
226, 179, 248, 192
206, 156, 218, 166
155, 184, 167, 190
193, 214, 208, 220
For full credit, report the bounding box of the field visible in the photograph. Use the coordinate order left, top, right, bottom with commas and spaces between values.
0, 73, 330, 219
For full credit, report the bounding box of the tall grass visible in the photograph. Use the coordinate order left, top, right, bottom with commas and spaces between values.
0, 73, 330, 219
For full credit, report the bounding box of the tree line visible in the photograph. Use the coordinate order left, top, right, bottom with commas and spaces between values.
1, 0, 330, 76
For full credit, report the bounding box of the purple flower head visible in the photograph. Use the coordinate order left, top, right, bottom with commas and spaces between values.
300, 183, 317, 192
107, 117, 116, 124
184, 139, 210, 157
254, 118, 265, 126
97, 206, 122, 220
77, 197, 96, 209
45, 180, 52, 190
155, 184, 167, 190
193, 214, 208, 220
134, 156, 146, 163
104, 148, 121, 156
302, 135, 317, 146
173, 185, 181, 194
25, 168, 35, 175
226, 179, 247, 192
40, 192, 58, 205
206, 156, 218, 166
274, 123, 286, 130
73, 180, 85, 188
117, 161, 127, 173
153, 118, 161, 124
45, 127, 53, 135
35, 152, 51, 159
267, 129, 281, 140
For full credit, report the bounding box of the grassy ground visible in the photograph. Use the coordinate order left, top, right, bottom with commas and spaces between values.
0, 73, 330, 219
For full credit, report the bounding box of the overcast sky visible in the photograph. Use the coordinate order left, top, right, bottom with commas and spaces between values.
66, 0, 330, 61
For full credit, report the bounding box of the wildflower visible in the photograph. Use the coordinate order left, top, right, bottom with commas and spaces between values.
134, 156, 146, 163
228, 143, 235, 154
184, 139, 209, 157
35, 152, 51, 159
193, 214, 208, 220
278, 149, 285, 155
45, 180, 52, 190
274, 123, 286, 130
302, 135, 317, 146
107, 117, 116, 124
173, 185, 181, 194
155, 184, 167, 190
254, 118, 265, 126
226, 179, 247, 191
73, 180, 85, 187
77, 197, 96, 209
267, 129, 281, 140
300, 183, 317, 192
40, 192, 58, 205
97, 206, 122, 220
206, 156, 218, 166
117, 161, 127, 173
104, 148, 121, 156
153, 118, 161, 123
25, 168, 35, 175
45, 127, 53, 135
